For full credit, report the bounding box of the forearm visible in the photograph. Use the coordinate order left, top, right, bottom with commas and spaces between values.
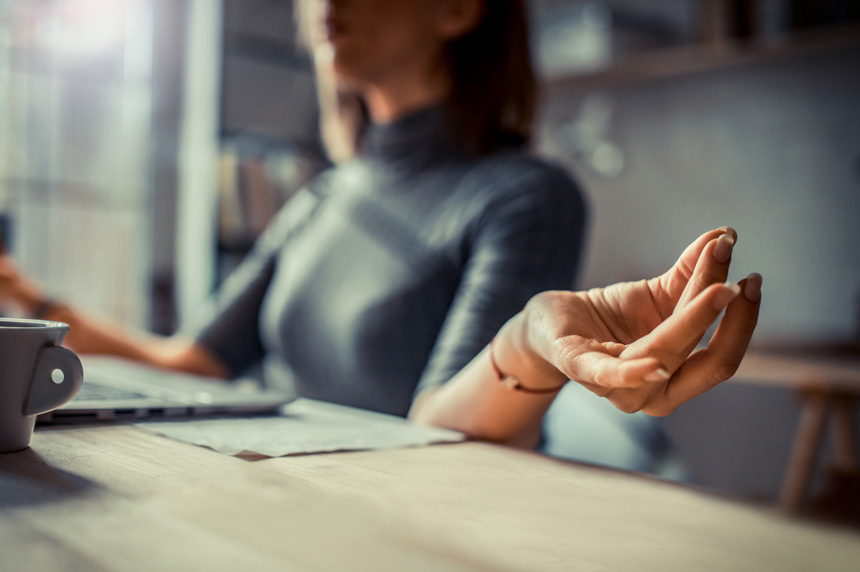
39, 301, 229, 379
409, 312, 567, 448
3, 254, 228, 377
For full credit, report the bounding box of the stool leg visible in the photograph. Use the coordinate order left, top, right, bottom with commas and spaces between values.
832, 397, 857, 471
780, 394, 829, 512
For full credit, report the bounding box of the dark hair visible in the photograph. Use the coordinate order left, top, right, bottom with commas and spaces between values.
300, 0, 537, 161
444, 0, 537, 155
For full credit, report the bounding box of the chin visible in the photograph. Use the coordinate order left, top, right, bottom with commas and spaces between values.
311, 36, 376, 92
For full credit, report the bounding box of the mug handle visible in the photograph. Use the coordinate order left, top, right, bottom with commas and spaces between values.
24, 345, 84, 416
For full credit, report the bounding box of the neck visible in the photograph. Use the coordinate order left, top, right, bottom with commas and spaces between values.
361, 62, 450, 124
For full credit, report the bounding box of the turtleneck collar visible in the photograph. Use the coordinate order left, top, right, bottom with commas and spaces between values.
360, 104, 466, 174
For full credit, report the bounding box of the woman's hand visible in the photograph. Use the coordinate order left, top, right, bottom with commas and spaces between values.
513, 227, 761, 416
1, 253, 229, 377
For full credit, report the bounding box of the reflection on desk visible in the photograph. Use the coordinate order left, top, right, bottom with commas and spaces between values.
1, 425, 859, 571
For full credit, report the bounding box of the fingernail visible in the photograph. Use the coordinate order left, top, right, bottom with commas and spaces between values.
711, 283, 741, 312
717, 226, 738, 241
744, 273, 762, 302
644, 368, 671, 382
713, 233, 736, 263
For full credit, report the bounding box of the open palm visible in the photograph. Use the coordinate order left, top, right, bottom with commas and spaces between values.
523, 228, 761, 416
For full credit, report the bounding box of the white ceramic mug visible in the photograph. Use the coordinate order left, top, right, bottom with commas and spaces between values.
0, 319, 83, 453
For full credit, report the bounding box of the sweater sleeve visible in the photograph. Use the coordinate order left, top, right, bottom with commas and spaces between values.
413, 159, 588, 398
187, 187, 322, 377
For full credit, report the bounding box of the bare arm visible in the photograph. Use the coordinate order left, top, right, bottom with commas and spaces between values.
1, 254, 228, 378
47, 304, 229, 378
410, 228, 762, 446
409, 312, 562, 448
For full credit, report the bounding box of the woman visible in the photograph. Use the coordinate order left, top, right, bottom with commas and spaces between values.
0, 0, 760, 448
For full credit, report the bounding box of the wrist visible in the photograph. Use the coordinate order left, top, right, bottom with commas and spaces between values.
493, 312, 568, 392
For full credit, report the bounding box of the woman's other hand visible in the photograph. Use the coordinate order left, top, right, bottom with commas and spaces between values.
514, 227, 761, 416
0, 253, 229, 378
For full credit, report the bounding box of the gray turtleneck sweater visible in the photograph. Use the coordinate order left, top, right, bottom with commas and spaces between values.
194, 107, 587, 417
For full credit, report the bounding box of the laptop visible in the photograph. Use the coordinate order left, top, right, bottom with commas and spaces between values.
37, 355, 294, 424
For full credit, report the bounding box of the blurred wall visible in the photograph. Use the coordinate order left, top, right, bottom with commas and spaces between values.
541, 45, 860, 345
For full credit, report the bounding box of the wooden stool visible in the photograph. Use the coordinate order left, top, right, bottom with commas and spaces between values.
780, 389, 857, 511
733, 351, 860, 512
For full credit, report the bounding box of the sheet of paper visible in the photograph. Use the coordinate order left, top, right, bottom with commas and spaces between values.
135, 398, 465, 458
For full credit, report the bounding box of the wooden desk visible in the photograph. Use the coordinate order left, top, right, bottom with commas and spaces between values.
733, 351, 860, 511
2, 425, 858, 571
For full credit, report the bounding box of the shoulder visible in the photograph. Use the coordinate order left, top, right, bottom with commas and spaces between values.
476, 150, 576, 185
256, 169, 337, 249
463, 150, 587, 221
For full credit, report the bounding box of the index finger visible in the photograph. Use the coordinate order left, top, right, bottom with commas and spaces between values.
649, 227, 736, 318
675, 233, 735, 311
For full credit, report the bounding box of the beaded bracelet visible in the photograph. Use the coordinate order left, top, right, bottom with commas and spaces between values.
488, 337, 567, 394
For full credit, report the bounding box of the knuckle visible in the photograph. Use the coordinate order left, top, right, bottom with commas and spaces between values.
590, 386, 612, 398
713, 359, 741, 382
646, 402, 677, 417
618, 379, 645, 390
529, 290, 570, 312
580, 383, 612, 398
619, 402, 643, 414
693, 302, 719, 328
591, 366, 608, 388
691, 274, 711, 293
593, 362, 624, 389
610, 396, 647, 414
641, 347, 676, 371
526, 291, 552, 310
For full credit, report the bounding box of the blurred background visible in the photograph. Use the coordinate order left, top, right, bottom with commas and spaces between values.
1, 0, 858, 508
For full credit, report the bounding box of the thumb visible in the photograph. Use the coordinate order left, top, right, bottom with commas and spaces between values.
554, 336, 667, 389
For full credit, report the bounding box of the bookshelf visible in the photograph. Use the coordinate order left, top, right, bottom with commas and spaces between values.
211, 0, 326, 284
214, 140, 325, 282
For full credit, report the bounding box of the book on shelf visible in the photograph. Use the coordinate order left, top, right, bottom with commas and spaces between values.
216, 147, 325, 254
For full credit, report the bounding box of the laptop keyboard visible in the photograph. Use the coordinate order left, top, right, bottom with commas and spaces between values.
76, 382, 149, 402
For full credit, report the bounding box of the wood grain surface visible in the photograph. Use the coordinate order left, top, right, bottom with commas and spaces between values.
1, 425, 859, 571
